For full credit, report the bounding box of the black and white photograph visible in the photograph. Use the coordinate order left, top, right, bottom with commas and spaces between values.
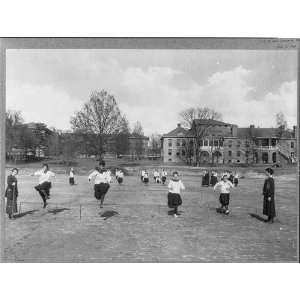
0, 38, 299, 263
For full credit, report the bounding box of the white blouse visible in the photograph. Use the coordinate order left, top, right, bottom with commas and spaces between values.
88, 170, 112, 184
214, 180, 234, 194
34, 170, 55, 184
168, 179, 185, 194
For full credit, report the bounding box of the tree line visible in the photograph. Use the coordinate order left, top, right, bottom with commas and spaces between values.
6, 89, 161, 162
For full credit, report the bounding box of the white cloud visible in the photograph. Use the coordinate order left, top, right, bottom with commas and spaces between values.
6, 51, 297, 135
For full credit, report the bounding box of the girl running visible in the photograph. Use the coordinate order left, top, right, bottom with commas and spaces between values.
32, 164, 55, 208
5, 168, 19, 219
214, 173, 234, 215
88, 166, 112, 208
167, 171, 185, 217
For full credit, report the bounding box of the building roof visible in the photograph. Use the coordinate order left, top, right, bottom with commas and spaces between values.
193, 119, 232, 127
162, 124, 189, 138
237, 127, 295, 139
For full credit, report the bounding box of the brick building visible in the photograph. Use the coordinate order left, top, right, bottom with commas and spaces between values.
161, 119, 297, 165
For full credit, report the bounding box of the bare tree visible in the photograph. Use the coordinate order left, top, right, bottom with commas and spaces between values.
178, 107, 223, 166
132, 121, 144, 136
275, 111, 288, 138
131, 121, 145, 159
70, 90, 125, 159
179, 107, 222, 128
149, 133, 161, 156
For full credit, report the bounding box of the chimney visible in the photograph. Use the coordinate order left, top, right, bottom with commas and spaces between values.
177, 123, 181, 128
250, 124, 255, 137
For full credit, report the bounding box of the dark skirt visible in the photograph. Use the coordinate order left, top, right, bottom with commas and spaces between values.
234, 178, 238, 186
219, 193, 230, 206
210, 176, 218, 186
5, 187, 18, 215
162, 176, 166, 184
69, 177, 75, 185
263, 195, 276, 218
94, 183, 110, 200
35, 181, 51, 196
143, 177, 149, 183
202, 175, 209, 186
117, 177, 123, 184
168, 192, 182, 208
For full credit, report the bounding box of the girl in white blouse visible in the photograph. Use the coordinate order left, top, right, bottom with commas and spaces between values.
32, 163, 55, 208
88, 167, 112, 208
213, 174, 234, 215
167, 171, 185, 217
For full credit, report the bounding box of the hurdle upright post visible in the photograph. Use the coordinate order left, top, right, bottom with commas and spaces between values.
79, 204, 82, 220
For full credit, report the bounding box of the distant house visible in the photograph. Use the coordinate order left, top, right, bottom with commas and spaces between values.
161, 119, 297, 165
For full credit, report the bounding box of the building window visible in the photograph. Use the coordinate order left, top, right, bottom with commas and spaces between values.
237, 160, 240, 163
228, 151, 232, 156
168, 139, 172, 147
228, 144, 232, 148
168, 149, 172, 156
168, 158, 172, 162
291, 142, 294, 148
237, 151, 241, 157
199, 140, 203, 147
213, 140, 218, 147
182, 140, 186, 147
219, 140, 223, 147
176, 139, 180, 147
228, 159, 232, 163
204, 140, 208, 146
182, 150, 186, 156
176, 152, 180, 156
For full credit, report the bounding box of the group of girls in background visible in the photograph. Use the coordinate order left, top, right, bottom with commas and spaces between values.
140, 168, 168, 185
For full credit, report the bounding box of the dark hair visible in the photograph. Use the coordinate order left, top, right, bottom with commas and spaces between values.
99, 160, 106, 167
265, 168, 274, 175
42, 163, 49, 172
11, 168, 18, 174
172, 171, 179, 176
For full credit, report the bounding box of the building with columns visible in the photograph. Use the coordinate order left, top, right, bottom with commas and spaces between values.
161, 119, 297, 165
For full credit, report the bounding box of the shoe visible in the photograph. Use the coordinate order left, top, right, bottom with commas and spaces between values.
225, 210, 229, 215
174, 214, 178, 218
43, 202, 48, 208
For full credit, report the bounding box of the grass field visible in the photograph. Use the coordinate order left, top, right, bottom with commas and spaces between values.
3, 159, 298, 262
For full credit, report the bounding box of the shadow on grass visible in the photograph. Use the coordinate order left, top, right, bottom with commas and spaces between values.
47, 208, 70, 215
249, 213, 267, 222
13, 210, 39, 219
100, 210, 119, 220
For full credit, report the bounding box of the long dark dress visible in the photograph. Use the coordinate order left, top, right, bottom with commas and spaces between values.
5, 175, 18, 216
202, 172, 210, 186
210, 175, 218, 186
263, 177, 276, 218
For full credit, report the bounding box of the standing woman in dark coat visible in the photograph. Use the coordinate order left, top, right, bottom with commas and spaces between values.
5, 168, 19, 219
263, 168, 276, 223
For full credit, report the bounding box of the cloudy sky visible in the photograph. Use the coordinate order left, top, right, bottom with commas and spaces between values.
6, 49, 297, 135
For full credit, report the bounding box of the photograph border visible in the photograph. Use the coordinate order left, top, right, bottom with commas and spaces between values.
0, 37, 299, 262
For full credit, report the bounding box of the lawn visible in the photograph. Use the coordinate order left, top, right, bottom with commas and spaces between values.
3, 159, 298, 262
